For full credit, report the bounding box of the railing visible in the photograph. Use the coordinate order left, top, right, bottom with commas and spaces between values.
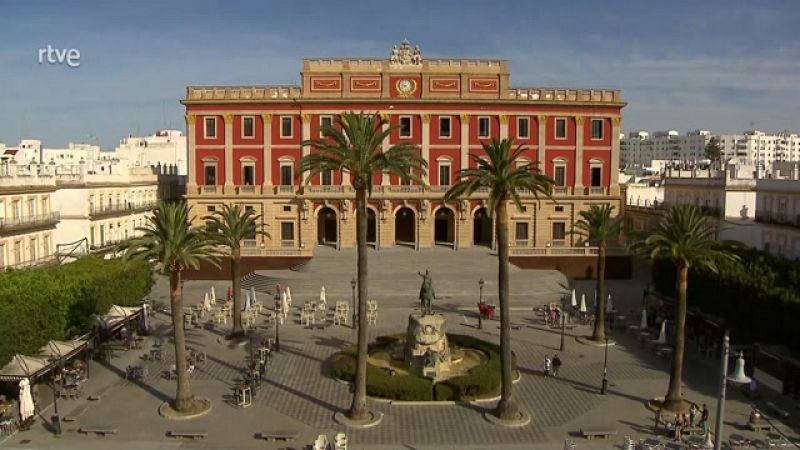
277, 186, 295, 194
387, 185, 423, 193
242, 239, 258, 248
515, 240, 529, 247
89, 239, 126, 253
510, 246, 628, 257
553, 186, 570, 195
89, 202, 156, 217
202, 185, 217, 194
588, 187, 606, 195
548, 240, 567, 247
280, 240, 294, 247
428, 186, 450, 193
306, 185, 347, 193
0, 212, 60, 232
2, 254, 58, 271
507, 88, 621, 103
237, 185, 257, 194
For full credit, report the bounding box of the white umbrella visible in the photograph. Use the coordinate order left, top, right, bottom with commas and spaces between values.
319, 286, 327, 311
570, 289, 577, 307
579, 294, 587, 313
141, 302, 149, 332
244, 291, 252, 311
250, 287, 257, 304
203, 292, 211, 311
285, 286, 293, 307
656, 321, 667, 344
210, 286, 216, 302
281, 290, 289, 317
640, 308, 648, 329
19, 378, 34, 422
605, 293, 614, 313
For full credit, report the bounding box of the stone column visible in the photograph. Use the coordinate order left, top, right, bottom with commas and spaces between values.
301, 114, 311, 184
380, 113, 390, 186
262, 114, 272, 186
223, 114, 234, 189
537, 115, 547, 174
611, 116, 622, 195
185, 114, 196, 193
460, 114, 470, 172
421, 114, 430, 184
499, 114, 509, 140
575, 116, 585, 191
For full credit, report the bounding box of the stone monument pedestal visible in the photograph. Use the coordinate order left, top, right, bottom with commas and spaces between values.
406, 312, 451, 379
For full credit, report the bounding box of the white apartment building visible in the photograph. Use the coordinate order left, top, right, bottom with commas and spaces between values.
621, 130, 711, 168
0, 164, 59, 269
718, 130, 800, 167
112, 130, 187, 177
42, 142, 101, 165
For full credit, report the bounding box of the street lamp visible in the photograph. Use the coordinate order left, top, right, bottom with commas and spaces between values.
50, 364, 62, 435
478, 278, 485, 330
560, 293, 568, 351
600, 334, 610, 394
273, 291, 281, 353
350, 277, 357, 329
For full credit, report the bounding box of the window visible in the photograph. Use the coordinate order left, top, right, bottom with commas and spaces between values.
203, 163, 217, 185
555, 118, 567, 139
206, 205, 215, 212
280, 116, 293, 138
552, 222, 566, 240
29, 238, 36, 261
89, 227, 94, 246
591, 118, 604, 139
591, 166, 603, 186
282, 205, 291, 212
439, 164, 451, 186
204, 117, 216, 138
515, 222, 529, 241
439, 116, 451, 138
554, 166, 566, 187
517, 117, 530, 139
555, 206, 564, 212
320, 115, 333, 137
280, 222, 295, 241
280, 164, 293, 186
478, 117, 490, 138
322, 169, 333, 186
242, 163, 255, 185
242, 116, 255, 138
399, 116, 412, 138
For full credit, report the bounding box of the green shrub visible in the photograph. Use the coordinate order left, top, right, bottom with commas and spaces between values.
437, 334, 506, 401
0, 256, 154, 366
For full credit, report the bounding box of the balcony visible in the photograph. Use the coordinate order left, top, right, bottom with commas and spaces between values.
305, 185, 348, 194
587, 186, 606, 195
236, 185, 258, 195
387, 185, 423, 193
202, 185, 218, 194
277, 186, 295, 194
0, 212, 60, 233
89, 202, 157, 218
552, 186, 570, 195
510, 246, 628, 257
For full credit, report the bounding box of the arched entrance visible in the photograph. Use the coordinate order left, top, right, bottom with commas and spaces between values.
394, 207, 416, 247
434, 208, 455, 247
367, 208, 377, 248
317, 207, 338, 247
473, 207, 493, 246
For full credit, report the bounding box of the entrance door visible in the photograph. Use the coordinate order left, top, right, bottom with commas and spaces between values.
367, 209, 377, 247
473, 207, 493, 246
434, 208, 455, 246
317, 207, 338, 246
395, 207, 416, 246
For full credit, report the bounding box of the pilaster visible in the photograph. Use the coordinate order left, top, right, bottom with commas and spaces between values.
575, 116, 585, 190
381, 112, 390, 186
185, 114, 196, 192
262, 114, 272, 186
460, 114, 470, 172
537, 115, 547, 174
421, 114, 431, 183
611, 116, 622, 195
301, 114, 312, 183
499, 114, 509, 140
223, 114, 234, 188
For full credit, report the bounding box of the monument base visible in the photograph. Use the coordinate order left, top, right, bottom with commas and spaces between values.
406, 312, 451, 380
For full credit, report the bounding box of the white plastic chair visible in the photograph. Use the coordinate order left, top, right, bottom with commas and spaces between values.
313, 434, 330, 450
334, 431, 347, 450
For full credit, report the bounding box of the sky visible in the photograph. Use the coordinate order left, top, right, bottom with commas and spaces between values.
1, 0, 799, 149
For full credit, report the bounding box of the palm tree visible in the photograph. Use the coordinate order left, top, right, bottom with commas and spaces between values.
300, 112, 427, 421
572, 204, 622, 342
205, 204, 264, 339
118, 202, 221, 412
630, 204, 739, 412
444, 138, 553, 420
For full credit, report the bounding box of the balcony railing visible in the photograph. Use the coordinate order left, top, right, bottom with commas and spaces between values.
306, 185, 347, 193
588, 186, 606, 195
552, 186, 570, 195
277, 186, 295, 194
515, 240, 529, 247
202, 185, 217, 194
89, 202, 157, 218
387, 185, 423, 193
237, 185, 257, 194
280, 240, 294, 247
0, 212, 60, 233
511, 246, 628, 257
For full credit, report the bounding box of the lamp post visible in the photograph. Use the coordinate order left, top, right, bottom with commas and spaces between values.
50, 365, 62, 435
560, 294, 567, 351
350, 277, 357, 329
478, 278, 485, 330
600, 334, 610, 394
273, 291, 281, 353
714, 330, 730, 450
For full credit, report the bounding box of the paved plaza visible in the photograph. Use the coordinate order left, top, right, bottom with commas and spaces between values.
2, 247, 798, 449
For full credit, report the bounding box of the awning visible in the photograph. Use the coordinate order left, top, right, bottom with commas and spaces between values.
97, 305, 142, 331
39, 339, 87, 362
0, 354, 51, 381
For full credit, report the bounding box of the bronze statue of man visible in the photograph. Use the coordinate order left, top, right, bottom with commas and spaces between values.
418, 269, 436, 315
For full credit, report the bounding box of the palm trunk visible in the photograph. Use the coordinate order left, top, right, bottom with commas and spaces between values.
493, 198, 520, 420
592, 243, 607, 341
230, 248, 244, 338
663, 262, 688, 411
348, 186, 370, 421
169, 270, 193, 411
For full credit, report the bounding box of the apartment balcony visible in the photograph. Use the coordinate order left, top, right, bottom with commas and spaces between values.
0, 212, 60, 234
89, 239, 127, 254
236, 185, 260, 195
89, 202, 157, 219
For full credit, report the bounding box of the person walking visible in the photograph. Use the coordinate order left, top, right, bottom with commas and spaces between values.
673, 414, 683, 441
543, 355, 552, 377
698, 404, 709, 431
654, 408, 662, 433
552, 354, 562, 377
688, 404, 698, 427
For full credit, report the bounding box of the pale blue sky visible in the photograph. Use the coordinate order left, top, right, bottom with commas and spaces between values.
1, 0, 798, 149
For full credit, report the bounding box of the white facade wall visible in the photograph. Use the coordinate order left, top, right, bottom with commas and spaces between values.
621, 129, 711, 168
113, 130, 187, 176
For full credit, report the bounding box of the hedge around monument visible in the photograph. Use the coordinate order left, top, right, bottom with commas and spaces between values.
329, 333, 507, 402
0, 256, 153, 366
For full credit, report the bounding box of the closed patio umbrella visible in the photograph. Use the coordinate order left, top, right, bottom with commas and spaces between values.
210, 286, 216, 303
606, 294, 614, 313
579, 294, 587, 313
250, 287, 257, 303
244, 291, 252, 311
285, 286, 293, 307
19, 378, 34, 421
203, 293, 211, 311
656, 321, 667, 344
281, 290, 289, 316
570, 289, 577, 308
640, 308, 648, 329
319, 286, 327, 311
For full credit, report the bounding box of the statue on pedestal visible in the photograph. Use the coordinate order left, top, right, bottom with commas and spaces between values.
418, 268, 436, 315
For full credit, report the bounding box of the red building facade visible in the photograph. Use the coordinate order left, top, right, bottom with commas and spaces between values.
182, 41, 625, 256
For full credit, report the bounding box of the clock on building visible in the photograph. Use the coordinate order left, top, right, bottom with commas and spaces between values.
396, 79, 417, 96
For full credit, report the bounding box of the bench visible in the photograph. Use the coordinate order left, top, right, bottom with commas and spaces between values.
580, 427, 617, 440
78, 426, 118, 437
748, 420, 773, 432
168, 430, 208, 440
259, 431, 299, 442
